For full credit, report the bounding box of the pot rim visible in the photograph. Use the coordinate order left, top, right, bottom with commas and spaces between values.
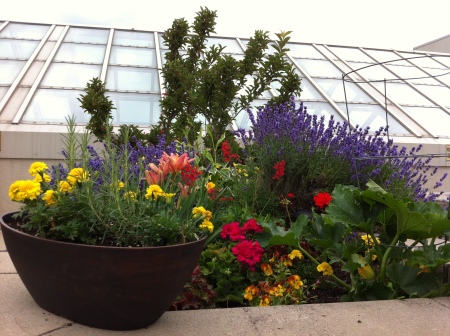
1, 211, 206, 250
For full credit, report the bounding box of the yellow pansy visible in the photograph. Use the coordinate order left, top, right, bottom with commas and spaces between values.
317, 262, 333, 276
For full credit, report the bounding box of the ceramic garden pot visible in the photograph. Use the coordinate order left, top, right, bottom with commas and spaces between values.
1, 212, 205, 330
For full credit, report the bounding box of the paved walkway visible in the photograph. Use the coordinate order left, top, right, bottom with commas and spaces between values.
2, 228, 450, 336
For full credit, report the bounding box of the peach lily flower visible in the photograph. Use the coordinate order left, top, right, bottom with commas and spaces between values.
163, 152, 194, 173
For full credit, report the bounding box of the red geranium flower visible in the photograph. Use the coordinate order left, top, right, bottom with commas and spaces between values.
231, 240, 264, 271
242, 218, 264, 234
221, 222, 245, 241
313, 192, 333, 208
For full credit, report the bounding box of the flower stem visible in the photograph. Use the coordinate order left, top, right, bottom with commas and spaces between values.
297, 244, 351, 291
379, 232, 401, 281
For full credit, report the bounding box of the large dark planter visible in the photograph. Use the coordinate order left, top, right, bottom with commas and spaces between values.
1, 212, 205, 330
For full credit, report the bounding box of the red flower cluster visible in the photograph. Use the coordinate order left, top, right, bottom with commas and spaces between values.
181, 163, 202, 186
231, 240, 264, 271
273, 160, 286, 180
221, 222, 246, 241
221, 219, 266, 270
221, 219, 264, 241
313, 192, 333, 208
221, 140, 240, 163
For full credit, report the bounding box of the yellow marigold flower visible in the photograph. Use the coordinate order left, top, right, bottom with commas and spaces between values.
192, 206, 207, 218
33, 173, 51, 183
9, 180, 42, 201
42, 190, 57, 206
288, 275, 304, 289
289, 249, 304, 260
244, 285, 260, 301
199, 219, 214, 233
9, 181, 23, 201
67, 168, 89, 185
59, 180, 73, 193
124, 191, 137, 200
117, 181, 125, 190
261, 263, 273, 276
317, 262, 333, 276
360, 234, 380, 247
259, 295, 270, 306
206, 182, 215, 191
28, 162, 48, 176
145, 184, 164, 200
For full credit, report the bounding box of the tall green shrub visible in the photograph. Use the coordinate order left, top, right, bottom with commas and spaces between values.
155, 7, 302, 145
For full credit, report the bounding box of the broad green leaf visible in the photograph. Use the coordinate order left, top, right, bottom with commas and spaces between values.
326, 185, 367, 227
386, 263, 440, 297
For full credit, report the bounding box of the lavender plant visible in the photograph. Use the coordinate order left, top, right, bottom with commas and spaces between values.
235, 97, 446, 217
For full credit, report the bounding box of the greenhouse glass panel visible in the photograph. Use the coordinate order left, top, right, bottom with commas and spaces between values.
64, 27, 109, 44
329, 46, 374, 62
346, 61, 399, 82
0, 23, 49, 39
336, 103, 409, 135
54, 43, 106, 63
105, 66, 159, 92
286, 44, 325, 59
281, 77, 323, 100
402, 106, 450, 137
316, 78, 375, 103
372, 82, 434, 106
23, 89, 88, 123
0, 60, 26, 84
399, 53, 445, 68
416, 85, 450, 107
235, 99, 268, 130
107, 92, 161, 125
294, 58, 343, 78
384, 64, 438, 85
0, 87, 8, 101
365, 49, 410, 66
424, 68, 450, 86
109, 46, 157, 67
434, 55, 450, 68
113, 31, 154, 48
204, 37, 243, 54
0, 40, 39, 59
300, 101, 344, 124
41, 63, 101, 88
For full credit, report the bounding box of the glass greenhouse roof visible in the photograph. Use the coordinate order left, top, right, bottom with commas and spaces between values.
1, 20, 450, 141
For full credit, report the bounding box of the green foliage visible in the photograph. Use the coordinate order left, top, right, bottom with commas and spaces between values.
200, 241, 247, 306
155, 7, 302, 145
12, 117, 223, 247
78, 77, 115, 142
272, 181, 450, 301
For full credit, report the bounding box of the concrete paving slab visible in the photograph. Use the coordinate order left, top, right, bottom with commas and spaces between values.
0, 274, 73, 336
0, 228, 6, 250
0, 251, 16, 274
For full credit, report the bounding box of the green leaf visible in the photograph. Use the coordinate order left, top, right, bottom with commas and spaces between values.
325, 185, 368, 229
386, 263, 440, 297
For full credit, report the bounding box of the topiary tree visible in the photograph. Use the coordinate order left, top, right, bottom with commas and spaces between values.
78, 77, 115, 142
154, 7, 302, 146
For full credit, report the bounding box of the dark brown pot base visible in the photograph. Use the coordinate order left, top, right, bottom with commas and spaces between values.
1, 212, 205, 330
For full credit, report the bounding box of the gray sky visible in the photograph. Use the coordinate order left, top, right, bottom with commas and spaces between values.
3, 0, 449, 51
